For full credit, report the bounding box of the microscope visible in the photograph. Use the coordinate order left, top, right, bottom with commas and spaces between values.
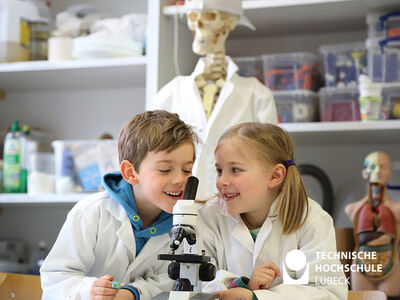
152, 176, 218, 300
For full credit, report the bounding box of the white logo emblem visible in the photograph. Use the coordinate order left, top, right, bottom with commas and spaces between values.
283, 250, 309, 285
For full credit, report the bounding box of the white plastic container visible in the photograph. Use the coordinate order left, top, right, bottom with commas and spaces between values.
366, 13, 386, 39
261, 52, 320, 91
381, 82, 400, 119
319, 42, 367, 87
52, 140, 118, 194
232, 56, 263, 83
0, 0, 39, 62
319, 87, 361, 122
366, 12, 400, 39
27, 152, 55, 194
366, 37, 400, 83
273, 90, 319, 123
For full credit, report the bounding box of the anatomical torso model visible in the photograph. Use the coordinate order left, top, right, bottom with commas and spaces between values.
345, 151, 400, 297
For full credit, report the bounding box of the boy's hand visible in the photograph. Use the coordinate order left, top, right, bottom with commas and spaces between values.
215, 287, 253, 300
90, 275, 119, 300
114, 289, 135, 300
248, 262, 281, 290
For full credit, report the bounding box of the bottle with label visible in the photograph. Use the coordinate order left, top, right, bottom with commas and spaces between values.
359, 75, 383, 121
29, 240, 48, 275
0, 0, 40, 62
19, 125, 31, 193
2, 120, 23, 193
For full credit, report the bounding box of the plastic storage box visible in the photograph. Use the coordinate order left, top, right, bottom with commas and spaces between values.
319, 87, 361, 121
52, 140, 118, 194
366, 12, 400, 39
261, 52, 320, 91
319, 42, 367, 87
382, 83, 400, 119
232, 56, 263, 83
366, 37, 400, 83
27, 152, 55, 194
273, 90, 319, 123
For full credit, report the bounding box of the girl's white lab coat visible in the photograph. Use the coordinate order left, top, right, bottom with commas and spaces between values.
40, 192, 174, 300
198, 197, 348, 300
150, 57, 277, 200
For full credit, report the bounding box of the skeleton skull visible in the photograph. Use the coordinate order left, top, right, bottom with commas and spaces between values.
362, 151, 393, 185
187, 9, 238, 55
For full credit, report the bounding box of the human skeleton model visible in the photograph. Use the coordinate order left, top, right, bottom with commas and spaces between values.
187, 8, 239, 119
345, 151, 400, 297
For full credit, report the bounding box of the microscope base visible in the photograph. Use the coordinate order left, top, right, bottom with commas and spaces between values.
152, 291, 219, 300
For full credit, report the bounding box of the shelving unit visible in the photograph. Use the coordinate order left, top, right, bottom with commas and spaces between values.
163, 0, 400, 37
0, 56, 147, 92
281, 120, 400, 146
0, 193, 89, 205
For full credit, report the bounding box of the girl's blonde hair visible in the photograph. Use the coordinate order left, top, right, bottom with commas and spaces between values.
216, 122, 308, 235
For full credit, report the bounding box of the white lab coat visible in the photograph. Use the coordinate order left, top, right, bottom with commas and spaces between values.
198, 197, 348, 300
40, 192, 174, 300
150, 57, 278, 200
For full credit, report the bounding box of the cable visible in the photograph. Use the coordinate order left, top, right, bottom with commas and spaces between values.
298, 164, 334, 216
173, 10, 181, 76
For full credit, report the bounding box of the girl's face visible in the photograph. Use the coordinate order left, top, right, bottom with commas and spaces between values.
215, 137, 275, 216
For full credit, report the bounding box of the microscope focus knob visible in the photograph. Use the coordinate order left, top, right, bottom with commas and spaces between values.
168, 262, 180, 280
199, 262, 216, 282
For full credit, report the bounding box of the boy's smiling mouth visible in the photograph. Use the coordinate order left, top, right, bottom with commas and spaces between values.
224, 192, 240, 201
164, 191, 183, 200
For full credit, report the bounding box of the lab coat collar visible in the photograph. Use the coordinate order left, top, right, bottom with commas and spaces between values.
191, 56, 239, 82
220, 193, 281, 223
222, 194, 281, 255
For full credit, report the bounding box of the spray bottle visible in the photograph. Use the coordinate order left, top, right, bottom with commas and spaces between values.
3, 120, 23, 192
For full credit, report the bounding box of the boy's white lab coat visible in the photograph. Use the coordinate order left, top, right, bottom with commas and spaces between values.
199, 197, 348, 300
150, 57, 277, 200
40, 192, 174, 300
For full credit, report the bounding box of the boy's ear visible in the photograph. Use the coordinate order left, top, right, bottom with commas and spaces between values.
120, 160, 139, 185
268, 164, 286, 189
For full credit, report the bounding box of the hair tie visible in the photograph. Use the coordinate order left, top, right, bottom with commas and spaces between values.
285, 159, 296, 168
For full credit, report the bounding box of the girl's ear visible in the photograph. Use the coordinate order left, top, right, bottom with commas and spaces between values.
120, 160, 139, 185
268, 164, 286, 189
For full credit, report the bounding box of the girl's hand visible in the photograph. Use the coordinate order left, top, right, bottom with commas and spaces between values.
90, 275, 119, 300
215, 287, 253, 300
248, 262, 281, 290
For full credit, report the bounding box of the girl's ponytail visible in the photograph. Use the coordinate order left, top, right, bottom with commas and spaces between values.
277, 163, 308, 235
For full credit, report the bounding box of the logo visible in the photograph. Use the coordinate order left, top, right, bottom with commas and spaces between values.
283, 250, 309, 285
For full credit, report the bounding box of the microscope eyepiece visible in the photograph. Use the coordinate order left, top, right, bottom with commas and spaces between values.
183, 176, 199, 200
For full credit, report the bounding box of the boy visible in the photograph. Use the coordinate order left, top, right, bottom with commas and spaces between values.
40, 110, 197, 300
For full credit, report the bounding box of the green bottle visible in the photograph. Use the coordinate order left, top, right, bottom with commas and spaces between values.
3, 120, 22, 193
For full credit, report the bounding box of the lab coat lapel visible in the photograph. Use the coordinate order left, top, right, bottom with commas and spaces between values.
116, 220, 136, 258
106, 199, 136, 258
253, 198, 280, 264
129, 233, 171, 270
232, 221, 254, 254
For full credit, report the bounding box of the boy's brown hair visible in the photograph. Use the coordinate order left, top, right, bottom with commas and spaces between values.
118, 110, 197, 171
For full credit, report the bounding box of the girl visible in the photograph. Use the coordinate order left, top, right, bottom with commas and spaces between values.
199, 122, 347, 300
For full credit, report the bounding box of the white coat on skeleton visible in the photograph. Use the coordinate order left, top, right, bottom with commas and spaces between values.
150, 58, 277, 200
150, 0, 277, 201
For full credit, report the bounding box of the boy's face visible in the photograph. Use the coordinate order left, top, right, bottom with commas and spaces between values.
133, 142, 195, 213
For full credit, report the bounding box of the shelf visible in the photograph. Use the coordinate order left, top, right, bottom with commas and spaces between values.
280, 120, 400, 145
0, 56, 147, 92
0, 193, 90, 205
163, 0, 400, 38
